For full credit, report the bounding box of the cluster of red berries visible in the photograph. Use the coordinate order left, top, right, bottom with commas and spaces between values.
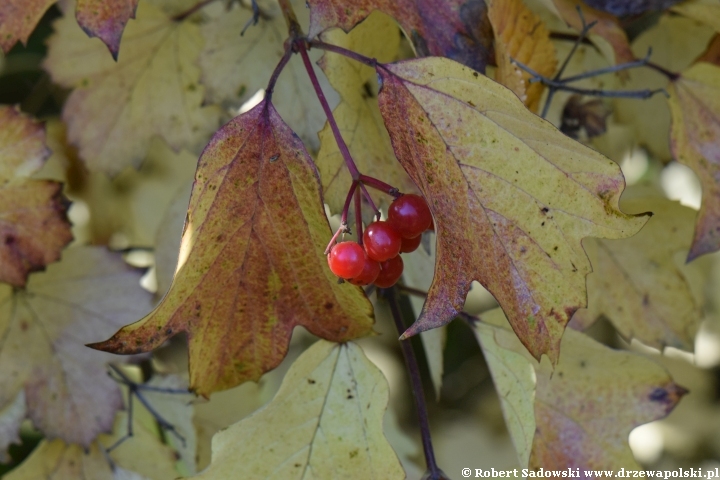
327, 194, 433, 288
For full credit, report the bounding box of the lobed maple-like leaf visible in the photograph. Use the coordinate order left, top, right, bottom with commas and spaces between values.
91, 99, 374, 396
488, 0, 557, 113
316, 11, 415, 215
0, 106, 72, 288
307, 0, 495, 73
191, 340, 404, 479
43, 1, 221, 174
376, 57, 647, 362
75, 0, 139, 59
475, 308, 685, 471
0, 246, 153, 449
571, 196, 702, 350
0, 0, 55, 53
667, 62, 720, 259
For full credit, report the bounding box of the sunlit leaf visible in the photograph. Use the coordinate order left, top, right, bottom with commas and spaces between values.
307, 0, 495, 73
0, 0, 55, 53
316, 11, 414, 214
668, 62, 720, 259
376, 57, 646, 362
571, 196, 702, 350
0, 246, 153, 447
199, 0, 333, 151
75, 0, 139, 59
43, 1, 221, 174
488, 0, 557, 112
90, 99, 374, 396
475, 308, 686, 470
191, 340, 404, 479
0, 106, 72, 287
671, 0, 720, 33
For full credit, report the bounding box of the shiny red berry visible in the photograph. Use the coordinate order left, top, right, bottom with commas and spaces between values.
374, 255, 404, 288
349, 254, 381, 286
399, 234, 422, 253
363, 221, 402, 262
388, 194, 432, 239
327, 242, 365, 279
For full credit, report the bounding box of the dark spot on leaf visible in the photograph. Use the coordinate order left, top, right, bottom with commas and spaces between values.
347, 394, 354, 399
20, 321, 28, 331
324, 302, 334, 310
649, 388, 668, 402
579, 360, 586, 368
4, 235, 15, 245
349, 449, 359, 458
541, 207, 549, 214
269, 154, 280, 162
473, 72, 478, 77
307, 378, 316, 384
166, 328, 173, 335
642, 294, 650, 306
361, 81, 375, 99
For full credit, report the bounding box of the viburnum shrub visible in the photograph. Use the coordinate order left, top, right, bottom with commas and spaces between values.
1, 0, 719, 477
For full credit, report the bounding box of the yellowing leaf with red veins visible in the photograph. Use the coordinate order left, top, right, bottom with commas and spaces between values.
43, 1, 221, 175
0, 0, 55, 53
316, 12, 415, 214
191, 340, 404, 480
0, 106, 72, 287
90, 99, 374, 396
488, 0, 557, 113
672, 0, 720, 33
75, 0, 139, 59
668, 62, 720, 259
0, 246, 153, 447
199, 0, 335, 151
307, 0, 495, 73
544, 0, 634, 64
571, 197, 702, 350
475, 308, 685, 470
376, 58, 646, 362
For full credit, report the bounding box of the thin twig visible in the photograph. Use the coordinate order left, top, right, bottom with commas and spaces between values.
354, 187, 364, 245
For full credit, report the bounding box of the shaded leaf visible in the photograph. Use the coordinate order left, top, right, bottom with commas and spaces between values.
43, 1, 221, 174
667, 62, 720, 259
316, 11, 414, 214
696, 34, 720, 66
307, 0, 495, 73
90, 99, 374, 396
376, 57, 646, 362
488, 0, 557, 113
475, 308, 685, 471
199, 0, 334, 151
560, 95, 611, 139
582, 0, 682, 16
191, 340, 404, 479
671, 0, 720, 33
75, 0, 139, 59
571, 197, 702, 350
0, 0, 55, 53
0, 246, 153, 447
0, 106, 72, 287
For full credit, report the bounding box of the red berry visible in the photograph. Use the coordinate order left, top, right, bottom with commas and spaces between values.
374, 255, 404, 288
399, 234, 422, 253
388, 194, 432, 239
327, 242, 365, 279
363, 221, 402, 262
349, 254, 381, 286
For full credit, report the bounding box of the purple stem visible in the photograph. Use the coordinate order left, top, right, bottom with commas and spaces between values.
360, 174, 400, 197
266, 47, 294, 101
354, 187, 364, 245
308, 40, 378, 69
386, 288, 443, 479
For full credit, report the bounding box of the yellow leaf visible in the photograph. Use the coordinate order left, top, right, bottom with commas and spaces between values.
668, 62, 720, 259
572, 196, 702, 350
316, 11, 415, 215
488, 0, 557, 112
377, 57, 646, 362
672, 0, 720, 33
191, 340, 404, 479
43, 1, 221, 174
474, 308, 685, 470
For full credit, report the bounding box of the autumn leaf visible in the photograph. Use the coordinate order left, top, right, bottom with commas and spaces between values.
672, 0, 720, 33
0, 105, 72, 287
475, 308, 686, 471
90, 99, 374, 396
583, 0, 683, 16
376, 57, 646, 362
571, 196, 702, 350
307, 0, 495, 73
316, 11, 414, 214
487, 0, 557, 113
0, 392, 25, 463
43, 1, 221, 174
5, 412, 179, 480
697, 34, 720, 66
191, 340, 403, 479
75, 0, 139, 59
0, 246, 153, 449
199, 0, 334, 151
0, 0, 55, 53
667, 62, 720, 259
